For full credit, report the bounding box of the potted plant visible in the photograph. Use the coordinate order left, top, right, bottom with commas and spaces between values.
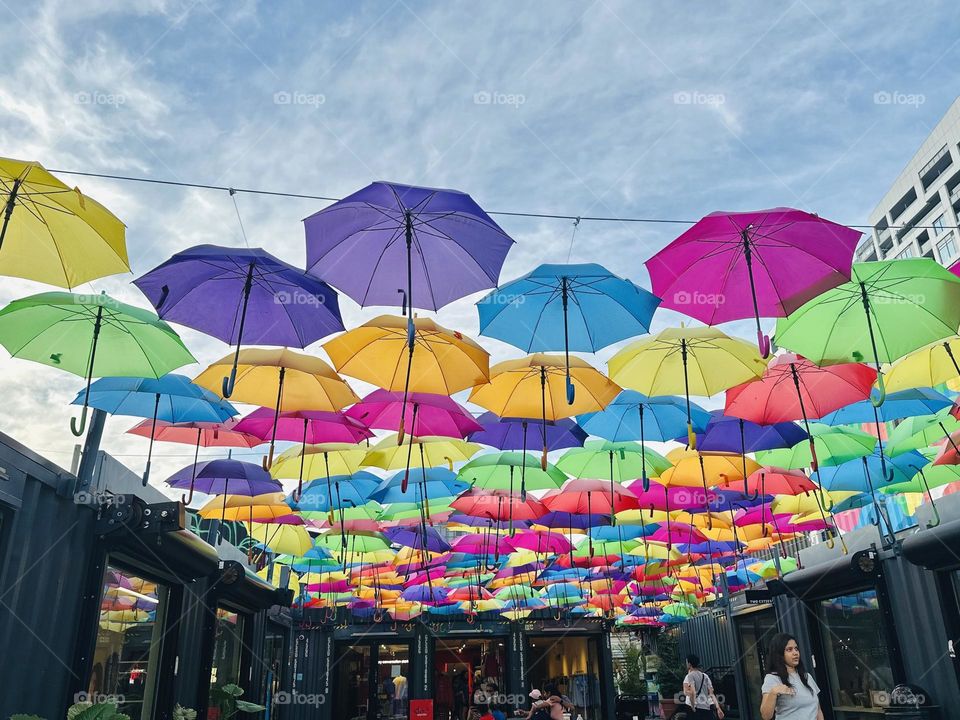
653, 632, 686, 717
209, 684, 266, 720
616, 645, 649, 718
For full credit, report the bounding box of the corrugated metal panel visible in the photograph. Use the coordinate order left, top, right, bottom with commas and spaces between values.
880, 553, 960, 707
0, 436, 98, 720
678, 610, 735, 669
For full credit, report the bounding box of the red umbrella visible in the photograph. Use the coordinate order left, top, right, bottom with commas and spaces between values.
717, 467, 816, 496
450, 489, 547, 521
542, 478, 640, 516
725, 353, 876, 471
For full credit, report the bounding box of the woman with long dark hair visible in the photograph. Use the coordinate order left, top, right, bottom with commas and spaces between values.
760, 634, 824, 720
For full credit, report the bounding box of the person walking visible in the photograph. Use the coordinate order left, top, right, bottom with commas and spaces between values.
760, 634, 824, 720
682, 654, 723, 719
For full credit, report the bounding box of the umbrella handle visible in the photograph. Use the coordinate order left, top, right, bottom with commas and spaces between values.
181, 480, 195, 506
142, 459, 151, 487
222, 365, 238, 398
687, 422, 696, 450
872, 371, 886, 408
757, 330, 771, 359
466, 612, 476, 625
566, 374, 575, 405
541, 447, 548, 471
808, 439, 819, 473
261, 445, 276, 471
70, 405, 89, 437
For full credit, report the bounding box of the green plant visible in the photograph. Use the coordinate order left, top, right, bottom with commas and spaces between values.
210, 684, 266, 720
615, 645, 648, 696
653, 631, 686, 701
172, 706, 197, 720
66, 703, 129, 720
10, 715, 46, 720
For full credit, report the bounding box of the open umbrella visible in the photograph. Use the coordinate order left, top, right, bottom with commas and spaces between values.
73, 374, 236, 485
0, 292, 196, 435
884, 336, 960, 392
477, 263, 659, 402
361, 434, 480, 471
775, 259, 960, 404
135, 245, 344, 398
609, 326, 766, 446
647, 208, 860, 356
0, 157, 129, 287
470, 353, 620, 467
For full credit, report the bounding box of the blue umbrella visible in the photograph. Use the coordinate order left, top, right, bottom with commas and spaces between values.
816, 449, 927, 492
477, 264, 660, 402
288, 471, 380, 513
370, 467, 469, 504
73, 374, 236, 485
690, 411, 808, 452
577, 390, 709, 442
134, 245, 344, 397
820, 387, 953, 425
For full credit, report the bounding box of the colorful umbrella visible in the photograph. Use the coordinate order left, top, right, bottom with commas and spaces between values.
0, 157, 129, 288
477, 263, 659, 401
134, 245, 344, 397
609, 326, 766, 446
646, 208, 859, 355
361, 434, 480, 470
166, 459, 282, 496
884, 336, 960, 392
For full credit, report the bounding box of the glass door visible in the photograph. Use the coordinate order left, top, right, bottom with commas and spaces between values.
337, 644, 373, 720
375, 644, 410, 720
336, 641, 411, 720
735, 608, 778, 720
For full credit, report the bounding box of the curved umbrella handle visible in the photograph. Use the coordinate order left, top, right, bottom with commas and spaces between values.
757, 330, 771, 359
466, 612, 476, 625
70, 405, 89, 437
871, 372, 886, 408
181, 479, 195, 506
642, 475, 650, 493
808, 439, 819, 473
566, 375, 575, 405
687, 422, 696, 450
221, 365, 238, 399
541, 447, 548, 471
142, 459, 152, 487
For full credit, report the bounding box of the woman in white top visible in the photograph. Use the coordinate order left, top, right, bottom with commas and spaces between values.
760, 634, 824, 720
682, 654, 724, 719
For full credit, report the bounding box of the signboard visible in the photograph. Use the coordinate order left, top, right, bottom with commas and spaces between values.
411, 699, 433, 720
744, 589, 772, 604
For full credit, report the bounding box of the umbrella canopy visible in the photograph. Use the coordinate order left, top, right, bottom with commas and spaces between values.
234, 408, 372, 445
270, 443, 368, 480
718, 467, 817, 496
0, 157, 129, 288
0, 291, 196, 435
609, 326, 766, 446
884, 336, 960, 392
646, 208, 859, 355
690, 412, 808, 453
886, 409, 960, 456
577, 390, 710, 443
361, 434, 480, 470
775, 259, 960, 401
304, 180, 514, 312
290, 472, 381, 514
166, 459, 282, 496
370, 468, 470, 503
346, 390, 481, 438
134, 244, 344, 397
458, 452, 567, 492
126, 418, 260, 448
451, 489, 548, 521
755, 425, 877, 469
468, 413, 587, 452
556, 441, 671, 501
820, 387, 953, 426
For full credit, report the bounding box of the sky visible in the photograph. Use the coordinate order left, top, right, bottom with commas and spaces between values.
2, 0, 959, 496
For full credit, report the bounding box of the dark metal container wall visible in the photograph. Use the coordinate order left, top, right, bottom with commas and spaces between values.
677, 609, 737, 669
771, 594, 815, 670
0, 433, 95, 720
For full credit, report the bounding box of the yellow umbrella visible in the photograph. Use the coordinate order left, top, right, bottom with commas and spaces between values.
362, 434, 480, 470
470, 353, 620, 464
626, 541, 680, 561
249, 522, 313, 556
884, 336, 960, 392
257, 566, 302, 595
0, 157, 129, 288
195, 348, 359, 466
270, 442, 367, 480
325, 315, 489, 394
196, 494, 293, 522
609, 326, 766, 446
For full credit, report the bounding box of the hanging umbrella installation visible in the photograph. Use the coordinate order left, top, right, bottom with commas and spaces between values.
0, 291, 196, 435
134, 244, 344, 397
477, 263, 659, 402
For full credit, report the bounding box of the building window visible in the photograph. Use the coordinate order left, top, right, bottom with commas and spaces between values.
209, 608, 246, 714
937, 232, 958, 262
817, 589, 895, 712
91, 566, 169, 720
894, 245, 915, 259
933, 214, 946, 235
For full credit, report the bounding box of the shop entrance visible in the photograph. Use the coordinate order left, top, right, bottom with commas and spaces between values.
336, 641, 411, 720
433, 637, 507, 720
526, 635, 604, 720
733, 607, 779, 720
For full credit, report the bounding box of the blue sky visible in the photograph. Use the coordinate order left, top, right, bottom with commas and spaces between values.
2, 0, 959, 484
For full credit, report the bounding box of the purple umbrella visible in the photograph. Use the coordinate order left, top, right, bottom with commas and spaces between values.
165, 458, 281, 496
134, 245, 344, 397
646, 208, 860, 356
384, 526, 452, 553
468, 412, 587, 451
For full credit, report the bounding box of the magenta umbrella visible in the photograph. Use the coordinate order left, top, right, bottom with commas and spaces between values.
646, 208, 860, 356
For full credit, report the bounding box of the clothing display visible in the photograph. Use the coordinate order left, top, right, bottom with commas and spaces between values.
394, 674, 408, 700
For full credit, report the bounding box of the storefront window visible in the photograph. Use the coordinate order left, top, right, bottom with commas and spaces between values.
337, 644, 372, 720
435, 638, 506, 720
376, 644, 410, 720
735, 608, 779, 720
208, 608, 246, 718
527, 636, 603, 720
90, 565, 169, 720
818, 589, 895, 716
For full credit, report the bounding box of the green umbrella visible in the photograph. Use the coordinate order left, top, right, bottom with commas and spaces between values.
0, 291, 195, 434
458, 451, 566, 493
775, 259, 960, 405
376, 500, 455, 521
887, 408, 960, 456
755, 424, 876, 469
315, 532, 388, 553
557, 440, 670, 524
882, 463, 960, 497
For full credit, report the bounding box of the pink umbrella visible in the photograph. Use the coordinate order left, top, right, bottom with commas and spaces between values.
451, 489, 548, 521
646, 208, 860, 356
506, 529, 572, 555
451, 533, 514, 555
